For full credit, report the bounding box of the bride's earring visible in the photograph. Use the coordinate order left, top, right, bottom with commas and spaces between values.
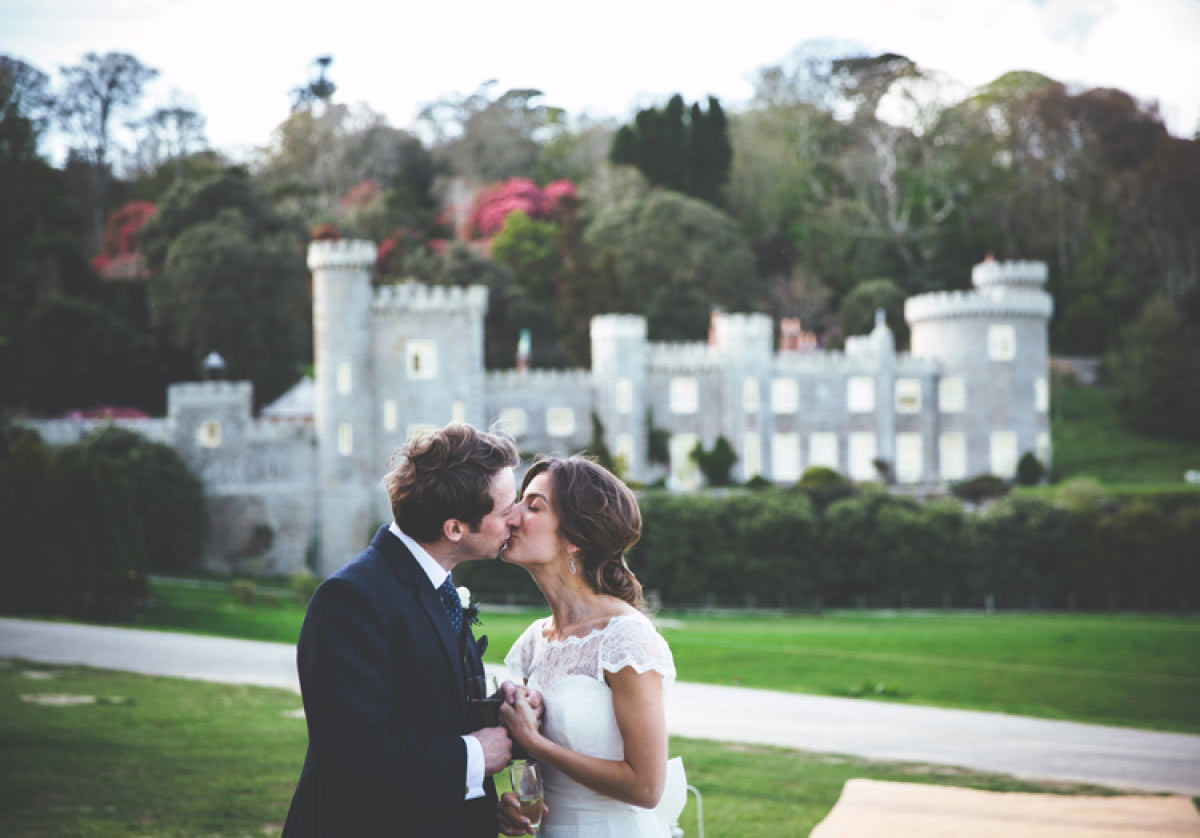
568, 553, 577, 575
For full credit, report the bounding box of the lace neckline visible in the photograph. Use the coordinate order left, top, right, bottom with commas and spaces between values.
538, 613, 643, 647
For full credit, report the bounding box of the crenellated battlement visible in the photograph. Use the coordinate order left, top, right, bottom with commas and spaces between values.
971, 259, 1048, 289
167, 380, 253, 408
307, 239, 377, 270
648, 342, 719, 371
371, 281, 488, 315
486, 368, 593, 390
905, 286, 1053, 323
772, 349, 877, 374
590, 314, 647, 341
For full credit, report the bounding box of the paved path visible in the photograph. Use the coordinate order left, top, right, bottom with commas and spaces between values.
3, 617, 1198, 796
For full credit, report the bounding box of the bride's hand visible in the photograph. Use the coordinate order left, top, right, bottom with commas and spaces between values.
499, 693, 542, 750
498, 681, 545, 722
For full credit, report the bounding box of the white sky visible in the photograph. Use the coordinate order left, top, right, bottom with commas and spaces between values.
4, 0, 1199, 162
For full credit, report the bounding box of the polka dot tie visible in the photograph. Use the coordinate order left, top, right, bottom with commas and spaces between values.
437, 576, 462, 636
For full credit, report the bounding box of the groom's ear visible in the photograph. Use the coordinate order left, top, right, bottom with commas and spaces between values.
443, 518, 465, 543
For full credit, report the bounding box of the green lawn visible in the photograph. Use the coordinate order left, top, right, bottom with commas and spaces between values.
0, 661, 1124, 838
133, 579, 1200, 733
1051, 386, 1200, 485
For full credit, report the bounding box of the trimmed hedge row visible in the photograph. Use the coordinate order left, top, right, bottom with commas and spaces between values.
0, 422, 207, 621
462, 486, 1200, 612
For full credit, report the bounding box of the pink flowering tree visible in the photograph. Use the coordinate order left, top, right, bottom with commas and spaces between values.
464, 178, 577, 240
92, 201, 156, 277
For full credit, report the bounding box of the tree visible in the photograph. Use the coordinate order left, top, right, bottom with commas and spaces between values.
579, 191, 761, 340
609, 95, 732, 205
56, 52, 159, 245
290, 56, 336, 112
837, 278, 908, 347
127, 103, 208, 181
1, 294, 163, 414
418, 83, 565, 184
148, 209, 309, 406
1107, 296, 1200, 441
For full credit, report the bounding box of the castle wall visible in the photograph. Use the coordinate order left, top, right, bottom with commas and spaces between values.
484, 369, 593, 459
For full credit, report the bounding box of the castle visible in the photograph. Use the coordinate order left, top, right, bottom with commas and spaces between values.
29, 240, 1053, 577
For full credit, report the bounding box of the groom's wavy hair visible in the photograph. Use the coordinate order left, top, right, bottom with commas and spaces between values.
385, 423, 519, 543
521, 456, 645, 610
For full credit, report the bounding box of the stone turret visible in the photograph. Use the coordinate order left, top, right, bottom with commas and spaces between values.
906, 258, 1053, 480
709, 312, 773, 481
310, 239, 376, 575
591, 315, 648, 480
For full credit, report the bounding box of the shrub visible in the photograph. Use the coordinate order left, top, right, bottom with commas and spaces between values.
951, 474, 1010, 504
797, 466, 855, 508
230, 579, 256, 606
690, 435, 737, 487
1016, 452, 1045, 485
81, 426, 207, 573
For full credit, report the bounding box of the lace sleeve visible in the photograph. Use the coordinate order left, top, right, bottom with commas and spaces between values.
598, 615, 676, 685
503, 619, 541, 681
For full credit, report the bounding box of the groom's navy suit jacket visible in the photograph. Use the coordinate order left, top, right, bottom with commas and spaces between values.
282, 526, 497, 838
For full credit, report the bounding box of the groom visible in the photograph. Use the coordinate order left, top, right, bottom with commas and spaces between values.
283, 423, 520, 837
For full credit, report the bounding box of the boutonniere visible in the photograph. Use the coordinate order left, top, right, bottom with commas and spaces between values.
458, 585, 482, 628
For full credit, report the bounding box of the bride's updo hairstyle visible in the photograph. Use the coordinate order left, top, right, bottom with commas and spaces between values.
521, 456, 645, 610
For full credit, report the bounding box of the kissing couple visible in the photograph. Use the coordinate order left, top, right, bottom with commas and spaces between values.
282, 423, 678, 837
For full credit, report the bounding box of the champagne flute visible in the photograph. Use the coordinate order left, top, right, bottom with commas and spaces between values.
508, 760, 544, 833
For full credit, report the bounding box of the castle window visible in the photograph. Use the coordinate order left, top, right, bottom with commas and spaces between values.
337, 423, 353, 456
546, 407, 576, 437
809, 433, 838, 470
406, 424, 436, 442
382, 400, 397, 432
743, 432, 761, 479
939, 433, 966, 480
1036, 432, 1051, 464
668, 433, 701, 490
990, 430, 1018, 478
895, 378, 922, 413
406, 339, 438, 380
1034, 378, 1049, 413
939, 377, 965, 413
848, 432, 877, 480
452, 400, 465, 424
743, 378, 760, 413
896, 433, 923, 483
498, 408, 527, 437
616, 378, 633, 414
336, 362, 353, 394
669, 378, 699, 414
196, 420, 222, 448
615, 434, 634, 471
771, 433, 801, 482
988, 325, 1016, 361
847, 377, 875, 413
771, 378, 798, 414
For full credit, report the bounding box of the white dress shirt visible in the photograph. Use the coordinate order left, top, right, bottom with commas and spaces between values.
388, 522, 486, 800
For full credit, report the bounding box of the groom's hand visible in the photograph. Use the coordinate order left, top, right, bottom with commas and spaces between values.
470, 725, 512, 774
498, 791, 544, 835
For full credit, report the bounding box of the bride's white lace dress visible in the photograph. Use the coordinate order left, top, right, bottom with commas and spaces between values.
504, 612, 676, 838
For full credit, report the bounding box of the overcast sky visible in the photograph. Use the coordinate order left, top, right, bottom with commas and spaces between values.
4, 0, 1199, 162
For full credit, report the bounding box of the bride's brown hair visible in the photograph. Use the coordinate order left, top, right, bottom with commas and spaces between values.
521, 456, 644, 610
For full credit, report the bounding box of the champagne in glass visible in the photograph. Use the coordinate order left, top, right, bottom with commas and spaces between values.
509, 761, 544, 832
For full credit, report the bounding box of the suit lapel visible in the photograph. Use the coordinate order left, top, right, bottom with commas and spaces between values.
371, 527, 467, 707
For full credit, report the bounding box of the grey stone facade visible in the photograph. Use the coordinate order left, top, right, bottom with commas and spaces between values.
24, 240, 1052, 577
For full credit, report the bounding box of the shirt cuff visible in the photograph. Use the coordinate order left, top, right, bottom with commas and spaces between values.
462, 734, 485, 800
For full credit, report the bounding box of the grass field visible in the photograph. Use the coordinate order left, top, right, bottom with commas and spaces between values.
1051, 386, 1200, 485
136, 578, 1200, 733
0, 661, 1124, 838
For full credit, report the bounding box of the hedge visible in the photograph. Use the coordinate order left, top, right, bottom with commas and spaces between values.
462, 484, 1200, 612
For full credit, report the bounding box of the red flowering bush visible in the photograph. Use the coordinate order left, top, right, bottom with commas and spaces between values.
464, 178, 577, 240
100, 201, 157, 258
340, 179, 381, 213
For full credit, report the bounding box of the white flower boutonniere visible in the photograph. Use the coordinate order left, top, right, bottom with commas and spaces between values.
458, 586, 482, 627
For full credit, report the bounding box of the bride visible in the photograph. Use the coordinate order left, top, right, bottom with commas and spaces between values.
495, 456, 676, 837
